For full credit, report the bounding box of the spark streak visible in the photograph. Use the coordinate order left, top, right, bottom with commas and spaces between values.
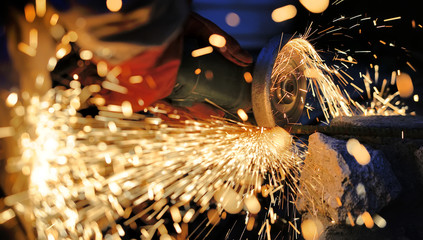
3, 87, 304, 239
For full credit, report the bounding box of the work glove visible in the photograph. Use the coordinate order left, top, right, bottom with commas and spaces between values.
184, 12, 253, 67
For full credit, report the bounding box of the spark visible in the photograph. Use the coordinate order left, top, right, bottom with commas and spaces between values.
80, 50, 94, 60
237, 109, 249, 121
3, 85, 304, 239
361, 211, 374, 229
289, 220, 301, 235
301, 218, 323, 240
102, 80, 128, 94
18, 42, 36, 57
271, 5, 297, 23
106, 0, 122, 12
396, 73, 414, 98
35, 0, 46, 17
24, 3, 36, 23
383, 16, 401, 22
373, 214, 387, 228
6, 92, 19, 107
317, 26, 334, 35
191, 46, 213, 57
271, 37, 357, 124
0, 209, 16, 224
346, 138, 371, 165
406, 61, 416, 72
97, 61, 108, 77
209, 34, 226, 48
0, 127, 15, 139
50, 13, 59, 26
299, 0, 330, 14
243, 71, 253, 83
347, 212, 355, 226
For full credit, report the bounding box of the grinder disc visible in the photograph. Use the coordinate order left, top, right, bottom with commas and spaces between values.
252, 35, 307, 127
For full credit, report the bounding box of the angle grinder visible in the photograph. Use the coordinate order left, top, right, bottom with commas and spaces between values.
170, 35, 311, 127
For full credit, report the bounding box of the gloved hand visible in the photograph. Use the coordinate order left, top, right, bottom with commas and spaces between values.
184, 12, 253, 67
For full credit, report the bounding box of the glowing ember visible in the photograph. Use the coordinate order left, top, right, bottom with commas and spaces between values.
244, 195, 261, 214
299, 0, 330, 14
301, 218, 323, 240
243, 71, 253, 83
106, 0, 122, 12
271, 5, 297, 23
2, 87, 304, 238
373, 214, 387, 228
396, 73, 414, 98
209, 34, 226, 48
191, 46, 213, 57
346, 138, 371, 165
80, 49, 93, 60
361, 211, 374, 229
237, 108, 249, 121
6, 93, 18, 107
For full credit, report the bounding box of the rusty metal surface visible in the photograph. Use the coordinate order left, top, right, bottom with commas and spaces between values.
285, 116, 423, 139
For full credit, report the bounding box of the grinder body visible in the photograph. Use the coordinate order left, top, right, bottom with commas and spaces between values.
170, 36, 309, 126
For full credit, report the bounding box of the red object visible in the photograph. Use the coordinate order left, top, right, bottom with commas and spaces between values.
100, 36, 183, 112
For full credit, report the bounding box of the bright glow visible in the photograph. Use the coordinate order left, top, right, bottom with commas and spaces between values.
18, 43, 36, 57
24, 3, 36, 23
67, 31, 78, 42
121, 101, 133, 117
191, 46, 213, 57
80, 50, 93, 60
47, 57, 57, 71
361, 211, 374, 229
299, 0, 329, 13
209, 34, 226, 48
301, 218, 323, 240
129, 75, 143, 84
170, 206, 181, 223
225, 12, 240, 27
106, 0, 122, 12
214, 187, 243, 214
97, 61, 108, 77
271, 5, 297, 23
414, 94, 419, 102
0, 209, 16, 224
50, 13, 59, 26
396, 73, 414, 98
244, 195, 261, 214
108, 121, 117, 132
373, 214, 387, 228
35, 0, 46, 17
243, 72, 253, 83
347, 139, 371, 165
182, 209, 195, 223
237, 109, 248, 121
6, 78, 304, 238
6, 93, 18, 107
89, 84, 101, 93
207, 209, 220, 225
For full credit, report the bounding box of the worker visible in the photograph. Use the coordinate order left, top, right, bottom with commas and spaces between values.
3, 0, 253, 119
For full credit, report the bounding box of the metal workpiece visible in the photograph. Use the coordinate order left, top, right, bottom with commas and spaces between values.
252, 35, 307, 127
285, 116, 423, 139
